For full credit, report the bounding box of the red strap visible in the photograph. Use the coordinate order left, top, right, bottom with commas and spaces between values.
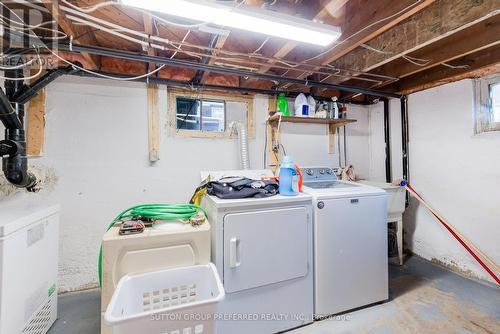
406, 184, 499, 285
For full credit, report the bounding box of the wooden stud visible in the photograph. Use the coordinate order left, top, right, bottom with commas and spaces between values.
328, 123, 336, 154
147, 83, 160, 162
26, 85, 46, 157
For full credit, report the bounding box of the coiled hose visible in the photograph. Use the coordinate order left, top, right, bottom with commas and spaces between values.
98, 204, 207, 286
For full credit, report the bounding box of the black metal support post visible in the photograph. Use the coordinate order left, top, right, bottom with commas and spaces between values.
401, 95, 410, 206
383, 98, 392, 183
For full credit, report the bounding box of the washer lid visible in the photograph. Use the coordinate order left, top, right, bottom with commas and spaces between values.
303, 181, 386, 199
0, 199, 60, 237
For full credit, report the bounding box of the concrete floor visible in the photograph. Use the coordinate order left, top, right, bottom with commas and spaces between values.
48, 256, 499, 334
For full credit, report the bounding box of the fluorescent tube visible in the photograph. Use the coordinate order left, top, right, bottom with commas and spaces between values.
119, 0, 341, 46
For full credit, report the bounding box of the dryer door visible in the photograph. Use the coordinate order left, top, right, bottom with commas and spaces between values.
223, 207, 309, 293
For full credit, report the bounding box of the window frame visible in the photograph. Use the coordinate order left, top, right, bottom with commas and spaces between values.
168, 88, 255, 139
474, 75, 500, 134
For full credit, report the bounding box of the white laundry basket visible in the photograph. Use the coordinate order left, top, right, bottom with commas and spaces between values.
104, 264, 225, 334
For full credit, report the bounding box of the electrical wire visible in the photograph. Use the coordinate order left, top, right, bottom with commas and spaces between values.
251, 36, 270, 55
441, 62, 470, 69
0, 50, 43, 81
1, 3, 168, 82
402, 55, 431, 66
360, 43, 392, 55
45, 45, 166, 81
303, 0, 423, 63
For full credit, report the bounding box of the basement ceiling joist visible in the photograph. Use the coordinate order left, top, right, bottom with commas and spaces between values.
4, 0, 499, 98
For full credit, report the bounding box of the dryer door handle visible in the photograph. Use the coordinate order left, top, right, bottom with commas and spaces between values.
229, 237, 241, 268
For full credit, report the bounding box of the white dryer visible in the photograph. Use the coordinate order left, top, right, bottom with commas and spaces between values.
302, 167, 389, 317
201, 170, 314, 334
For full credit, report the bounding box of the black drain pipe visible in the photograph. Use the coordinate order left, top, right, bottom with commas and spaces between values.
401, 95, 410, 206
0, 70, 38, 191
383, 98, 392, 183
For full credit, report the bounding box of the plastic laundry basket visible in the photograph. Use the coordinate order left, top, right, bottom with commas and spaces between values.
104, 264, 225, 334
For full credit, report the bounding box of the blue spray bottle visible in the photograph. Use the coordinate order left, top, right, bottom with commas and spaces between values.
279, 156, 299, 196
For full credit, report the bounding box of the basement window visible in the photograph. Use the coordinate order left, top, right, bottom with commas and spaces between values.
176, 98, 226, 132
169, 88, 254, 139
474, 75, 500, 134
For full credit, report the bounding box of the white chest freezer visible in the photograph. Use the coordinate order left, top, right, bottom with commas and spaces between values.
0, 200, 60, 334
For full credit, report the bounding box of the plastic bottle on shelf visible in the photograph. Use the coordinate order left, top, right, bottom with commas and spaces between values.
294, 93, 309, 117
331, 97, 340, 119
279, 156, 300, 196
277, 93, 290, 116
307, 95, 316, 117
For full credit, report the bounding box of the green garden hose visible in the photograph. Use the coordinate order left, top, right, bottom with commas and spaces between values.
98, 204, 207, 286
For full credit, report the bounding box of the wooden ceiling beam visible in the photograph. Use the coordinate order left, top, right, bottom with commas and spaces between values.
42, 1, 101, 70
317, 0, 437, 66
339, 13, 500, 97
280, 0, 436, 88
332, 0, 499, 73
199, 33, 230, 84
384, 44, 500, 95
253, 0, 346, 75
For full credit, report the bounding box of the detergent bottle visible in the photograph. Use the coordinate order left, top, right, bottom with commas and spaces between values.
279, 156, 300, 196
277, 93, 290, 116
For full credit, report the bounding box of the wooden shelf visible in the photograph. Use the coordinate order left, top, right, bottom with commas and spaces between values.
268, 115, 357, 127
266, 115, 357, 166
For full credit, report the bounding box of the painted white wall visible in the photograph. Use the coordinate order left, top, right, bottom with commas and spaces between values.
0, 76, 369, 292
405, 80, 500, 284
367, 79, 500, 284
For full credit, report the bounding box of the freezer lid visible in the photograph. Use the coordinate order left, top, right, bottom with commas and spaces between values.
0, 199, 60, 237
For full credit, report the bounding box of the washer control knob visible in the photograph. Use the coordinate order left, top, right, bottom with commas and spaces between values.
306, 169, 314, 176
317, 201, 325, 209
320, 170, 325, 175
326, 169, 333, 175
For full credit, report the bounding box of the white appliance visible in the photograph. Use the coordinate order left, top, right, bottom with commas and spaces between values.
201, 170, 314, 334
0, 200, 60, 334
101, 220, 211, 334
302, 167, 389, 316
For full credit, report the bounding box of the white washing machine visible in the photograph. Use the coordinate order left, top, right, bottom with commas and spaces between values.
302, 167, 389, 316
201, 170, 314, 334
101, 220, 211, 334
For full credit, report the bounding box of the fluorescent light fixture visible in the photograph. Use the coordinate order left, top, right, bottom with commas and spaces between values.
119, 0, 342, 46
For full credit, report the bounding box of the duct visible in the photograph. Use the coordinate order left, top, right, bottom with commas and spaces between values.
231, 122, 250, 170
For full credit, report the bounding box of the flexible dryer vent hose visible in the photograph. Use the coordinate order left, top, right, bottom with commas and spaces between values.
231, 122, 250, 170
